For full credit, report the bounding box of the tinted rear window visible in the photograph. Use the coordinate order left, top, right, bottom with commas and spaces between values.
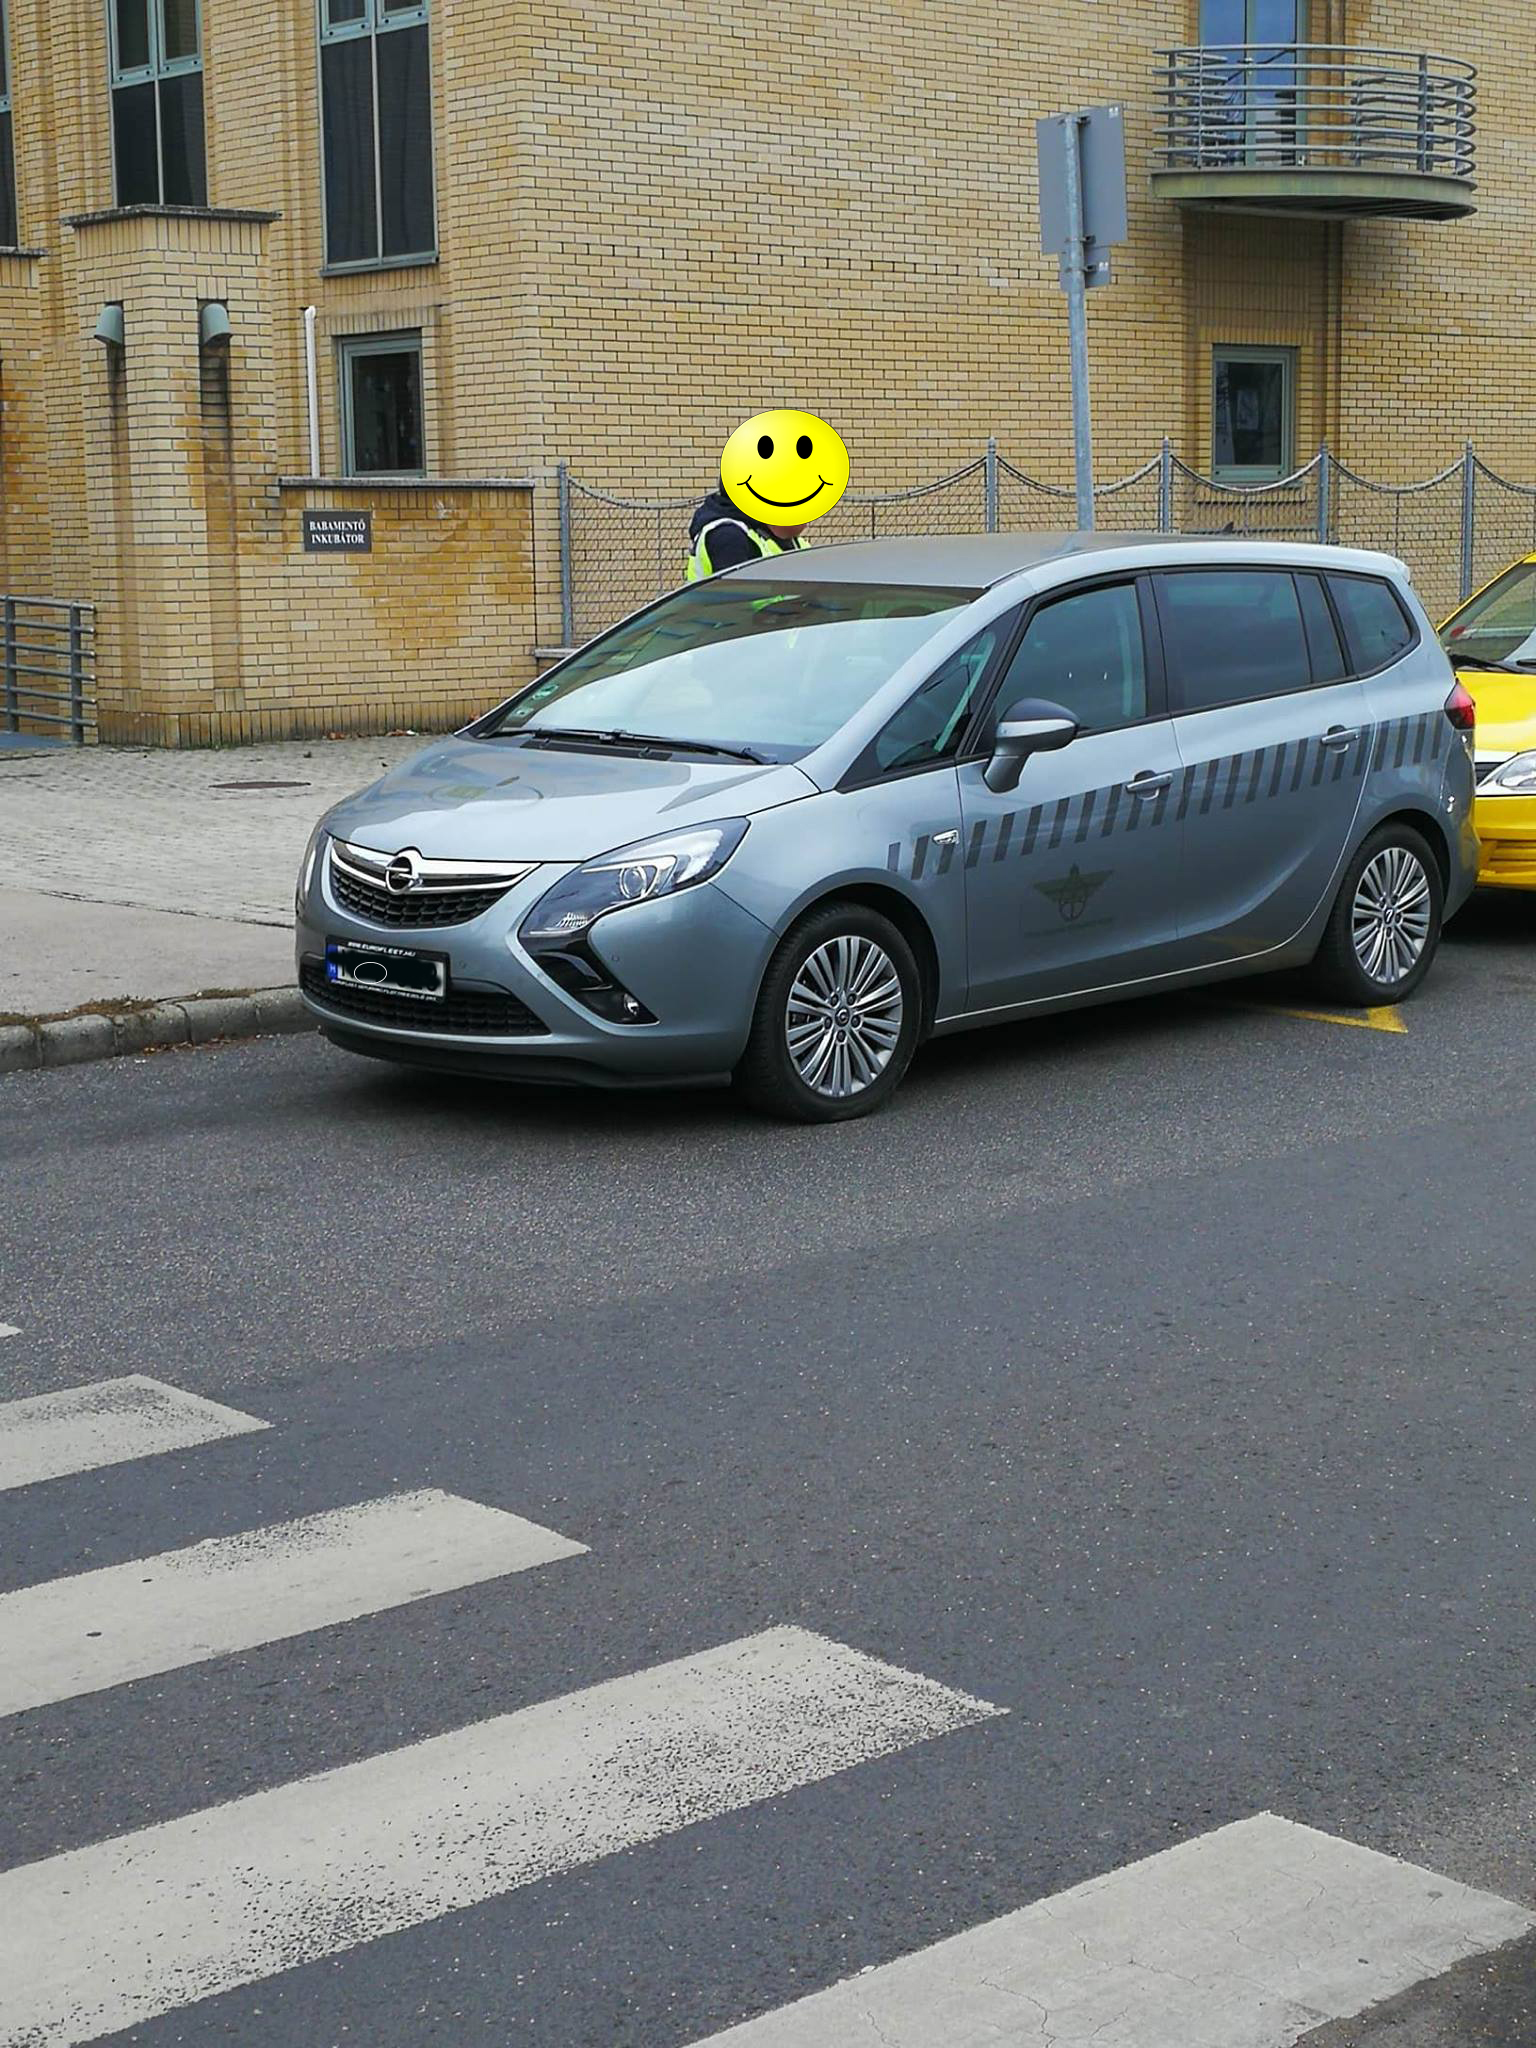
1326, 575, 1415, 672
1156, 570, 1311, 711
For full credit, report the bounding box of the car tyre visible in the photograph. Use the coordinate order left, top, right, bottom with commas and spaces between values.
1308, 821, 1443, 1006
736, 901, 923, 1123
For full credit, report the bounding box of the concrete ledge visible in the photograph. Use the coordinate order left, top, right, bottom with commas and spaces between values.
0, 988, 312, 1075
277, 475, 536, 492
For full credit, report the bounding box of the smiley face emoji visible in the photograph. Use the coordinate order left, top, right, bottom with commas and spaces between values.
720, 409, 850, 526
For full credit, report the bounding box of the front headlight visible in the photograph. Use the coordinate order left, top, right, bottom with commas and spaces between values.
519, 820, 749, 949
295, 825, 326, 914
1484, 750, 1536, 795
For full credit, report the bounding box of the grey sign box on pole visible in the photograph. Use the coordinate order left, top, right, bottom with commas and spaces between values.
1037, 105, 1127, 258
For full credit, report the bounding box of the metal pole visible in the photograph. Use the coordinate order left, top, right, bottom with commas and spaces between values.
984, 436, 999, 532
68, 606, 85, 744
3, 597, 16, 732
1060, 114, 1095, 531
1459, 442, 1476, 602
557, 461, 574, 648
303, 306, 321, 476
1157, 436, 1173, 533
1316, 444, 1331, 544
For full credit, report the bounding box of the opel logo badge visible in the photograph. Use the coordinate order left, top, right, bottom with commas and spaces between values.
385, 849, 422, 895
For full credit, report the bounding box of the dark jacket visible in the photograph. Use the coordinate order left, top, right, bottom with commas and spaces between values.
687, 490, 801, 572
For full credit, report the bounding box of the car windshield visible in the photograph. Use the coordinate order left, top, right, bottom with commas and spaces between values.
480, 579, 982, 759
1440, 560, 1536, 667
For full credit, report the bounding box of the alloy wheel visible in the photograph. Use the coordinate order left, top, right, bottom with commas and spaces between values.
785, 934, 904, 1099
1351, 845, 1433, 986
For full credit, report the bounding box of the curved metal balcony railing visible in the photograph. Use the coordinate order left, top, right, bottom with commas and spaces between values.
1154, 44, 1477, 221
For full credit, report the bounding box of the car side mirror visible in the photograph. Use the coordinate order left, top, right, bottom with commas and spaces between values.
983, 696, 1080, 794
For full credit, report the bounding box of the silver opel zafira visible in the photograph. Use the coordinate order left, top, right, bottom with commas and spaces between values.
296, 533, 1478, 1121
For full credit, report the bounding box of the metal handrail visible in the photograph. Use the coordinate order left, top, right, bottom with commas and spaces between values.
2, 596, 97, 742
1157, 43, 1476, 181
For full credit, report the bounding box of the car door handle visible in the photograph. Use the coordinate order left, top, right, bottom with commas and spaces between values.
1125, 771, 1172, 797
1318, 726, 1360, 750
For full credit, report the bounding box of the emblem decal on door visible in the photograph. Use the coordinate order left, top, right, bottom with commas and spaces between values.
1034, 864, 1111, 923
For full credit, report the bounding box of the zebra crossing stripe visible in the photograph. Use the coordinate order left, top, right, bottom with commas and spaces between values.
0, 1627, 1000, 2048
0, 1375, 267, 1493
692, 1813, 1533, 2047
0, 1490, 587, 1717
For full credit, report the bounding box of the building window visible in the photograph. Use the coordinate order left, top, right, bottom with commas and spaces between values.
108, 0, 206, 207
1198, 0, 1305, 40
1197, 1, 1306, 166
340, 331, 425, 474
319, 0, 435, 271
1212, 345, 1295, 481
0, 0, 17, 246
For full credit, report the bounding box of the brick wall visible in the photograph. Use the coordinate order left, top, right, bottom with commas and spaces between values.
0, 1, 1528, 739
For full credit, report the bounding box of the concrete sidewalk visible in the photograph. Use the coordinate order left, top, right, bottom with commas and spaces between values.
0, 734, 426, 1064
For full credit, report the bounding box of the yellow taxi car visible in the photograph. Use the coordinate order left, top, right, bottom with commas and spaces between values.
1440, 554, 1536, 890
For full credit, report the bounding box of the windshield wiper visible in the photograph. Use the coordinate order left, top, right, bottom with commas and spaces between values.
504, 725, 611, 744
1449, 654, 1536, 675
602, 730, 767, 764
495, 725, 767, 764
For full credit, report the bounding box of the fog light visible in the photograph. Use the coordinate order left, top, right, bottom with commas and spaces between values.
534, 944, 656, 1025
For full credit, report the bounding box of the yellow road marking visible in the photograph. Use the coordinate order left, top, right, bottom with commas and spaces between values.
1210, 997, 1408, 1034
1276, 1004, 1407, 1034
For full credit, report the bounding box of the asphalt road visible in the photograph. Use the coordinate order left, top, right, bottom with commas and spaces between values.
2, 889, 1534, 2046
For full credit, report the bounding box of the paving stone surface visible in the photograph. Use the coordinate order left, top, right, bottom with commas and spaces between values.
0, 738, 423, 926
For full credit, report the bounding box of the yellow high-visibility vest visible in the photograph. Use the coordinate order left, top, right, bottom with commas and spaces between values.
685, 520, 807, 581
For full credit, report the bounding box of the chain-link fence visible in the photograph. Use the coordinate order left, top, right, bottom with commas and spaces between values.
560, 459, 991, 644
556, 442, 1536, 646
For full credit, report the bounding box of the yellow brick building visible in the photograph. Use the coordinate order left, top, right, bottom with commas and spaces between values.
0, 0, 1525, 743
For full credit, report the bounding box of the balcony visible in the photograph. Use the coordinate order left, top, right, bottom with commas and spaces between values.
1153, 44, 1477, 222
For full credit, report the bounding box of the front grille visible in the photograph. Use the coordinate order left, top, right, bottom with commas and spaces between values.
330, 864, 507, 929
326, 840, 537, 931
300, 960, 549, 1036
1475, 758, 1507, 786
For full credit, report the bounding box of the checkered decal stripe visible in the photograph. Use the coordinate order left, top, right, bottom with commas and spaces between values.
872, 711, 1445, 885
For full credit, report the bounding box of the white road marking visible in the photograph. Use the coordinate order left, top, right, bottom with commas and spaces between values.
0, 1323, 19, 1339
0, 1627, 1000, 2048
0, 1374, 267, 1492
693, 1812, 1534, 2046
0, 1490, 587, 1716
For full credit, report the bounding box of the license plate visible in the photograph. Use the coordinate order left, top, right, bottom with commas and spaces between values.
325, 938, 446, 1002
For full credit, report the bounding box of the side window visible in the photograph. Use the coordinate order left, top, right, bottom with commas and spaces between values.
872, 626, 1001, 774
0, 0, 16, 249
1157, 569, 1310, 711
1295, 572, 1348, 684
319, 0, 436, 270
109, 0, 206, 208
998, 581, 1147, 731
340, 330, 424, 474
1327, 575, 1416, 673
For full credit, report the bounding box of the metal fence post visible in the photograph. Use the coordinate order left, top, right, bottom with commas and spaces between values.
556, 461, 575, 648
1, 596, 15, 731
1460, 442, 1476, 602
984, 437, 999, 532
68, 606, 85, 743
1316, 444, 1331, 544
1157, 436, 1174, 533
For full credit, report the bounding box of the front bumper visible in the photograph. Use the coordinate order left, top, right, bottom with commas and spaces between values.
1473, 794, 1536, 891
296, 847, 777, 1084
